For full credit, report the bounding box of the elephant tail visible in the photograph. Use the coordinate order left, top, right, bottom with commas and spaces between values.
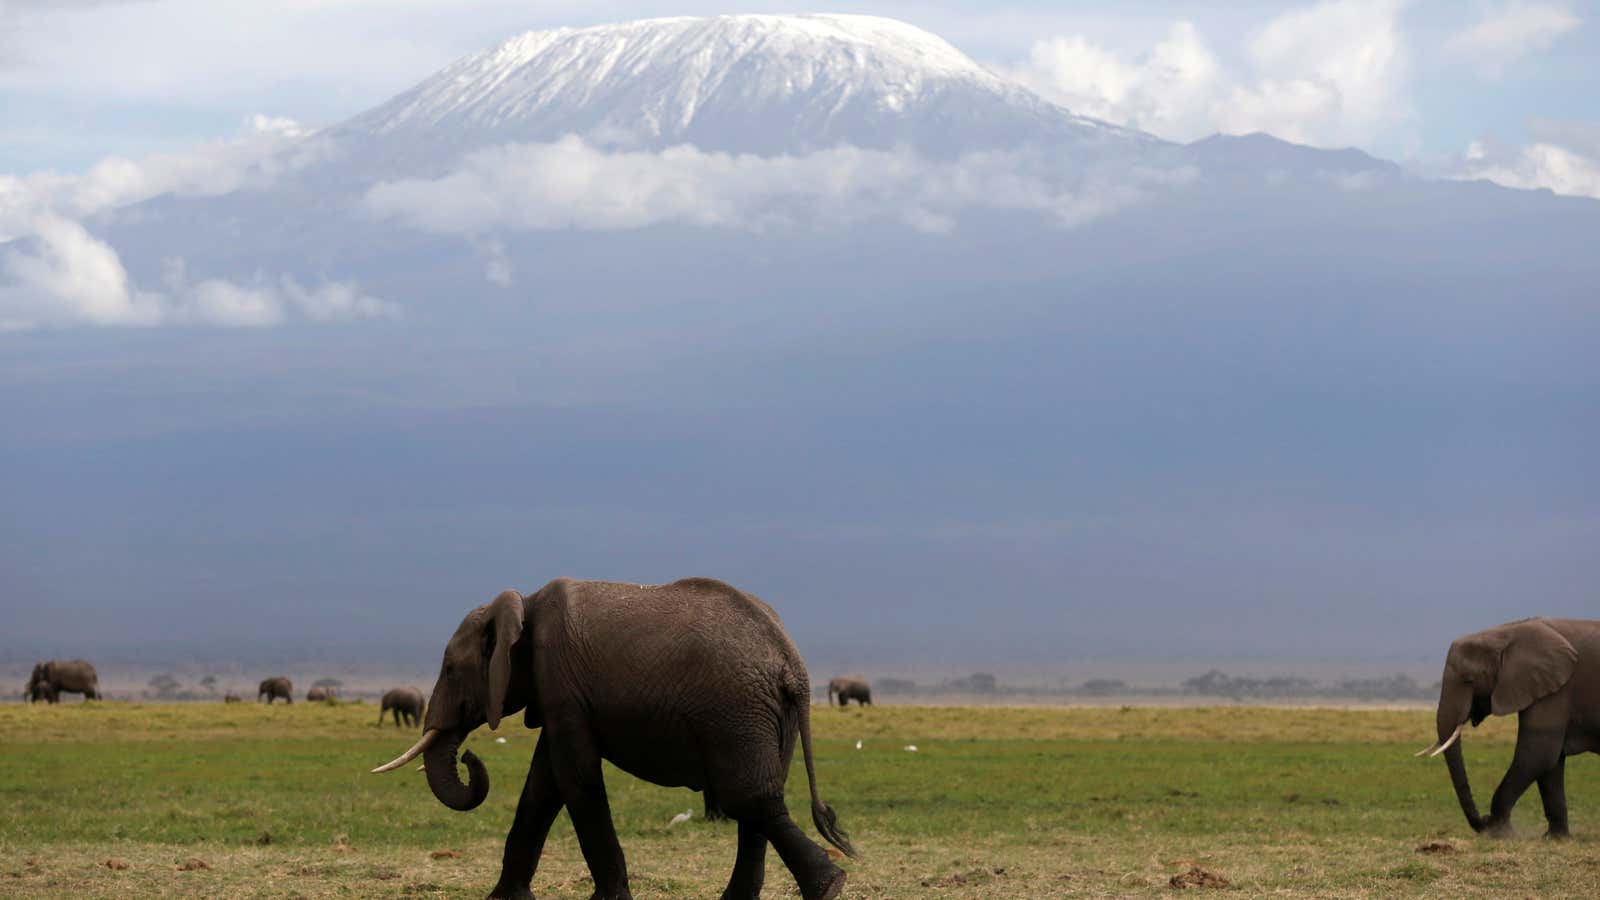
790, 674, 856, 859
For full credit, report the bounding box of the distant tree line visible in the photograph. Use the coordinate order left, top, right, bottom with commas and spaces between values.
861, 670, 1439, 700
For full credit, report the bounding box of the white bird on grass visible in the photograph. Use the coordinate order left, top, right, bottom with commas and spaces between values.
855, 739, 863, 750
668, 809, 693, 827
903, 744, 918, 752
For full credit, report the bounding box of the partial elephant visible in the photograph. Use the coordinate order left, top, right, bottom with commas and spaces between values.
223, 692, 242, 703
1417, 617, 1599, 837
827, 677, 871, 707
258, 677, 293, 704
307, 685, 338, 702
372, 578, 855, 900
27, 660, 101, 703
380, 686, 426, 727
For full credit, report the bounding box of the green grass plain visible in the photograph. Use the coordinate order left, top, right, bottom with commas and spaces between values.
0, 702, 1595, 897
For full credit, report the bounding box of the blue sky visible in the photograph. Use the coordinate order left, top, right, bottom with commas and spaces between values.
1, 1, 1596, 178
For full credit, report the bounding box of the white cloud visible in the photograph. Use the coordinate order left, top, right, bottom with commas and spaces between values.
0, 222, 390, 331
1010, 24, 1222, 141
1011, 0, 1412, 148
0, 115, 387, 330
1446, 2, 1581, 74
1, 114, 320, 241
365, 135, 1192, 241
1455, 140, 1600, 199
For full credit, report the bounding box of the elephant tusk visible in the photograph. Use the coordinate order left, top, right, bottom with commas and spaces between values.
1415, 722, 1465, 758
372, 728, 439, 773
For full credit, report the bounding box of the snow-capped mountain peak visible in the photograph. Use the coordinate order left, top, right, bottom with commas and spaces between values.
334, 14, 1139, 166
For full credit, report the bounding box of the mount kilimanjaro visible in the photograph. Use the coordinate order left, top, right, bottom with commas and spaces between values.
5, 15, 1599, 661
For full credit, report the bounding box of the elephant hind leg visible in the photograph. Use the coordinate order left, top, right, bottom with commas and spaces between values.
719, 817, 767, 900
722, 796, 842, 900
1537, 755, 1570, 838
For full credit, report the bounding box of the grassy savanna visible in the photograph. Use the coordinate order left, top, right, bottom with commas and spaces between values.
1, 703, 1595, 897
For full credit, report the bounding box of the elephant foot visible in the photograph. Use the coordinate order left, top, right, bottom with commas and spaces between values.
1543, 827, 1571, 841
1481, 819, 1515, 840
801, 867, 847, 900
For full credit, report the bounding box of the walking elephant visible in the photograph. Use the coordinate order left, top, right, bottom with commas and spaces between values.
1417, 617, 1599, 837
371, 577, 855, 900
307, 685, 338, 702
26, 660, 101, 703
380, 687, 426, 727
258, 677, 293, 704
827, 677, 871, 707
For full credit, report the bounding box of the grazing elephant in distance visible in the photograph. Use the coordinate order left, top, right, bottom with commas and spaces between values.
372, 578, 855, 900
380, 687, 426, 727
223, 692, 242, 703
1417, 617, 1599, 837
27, 660, 101, 703
307, 685, 338, 702
258, 677, 293, 704
827, 677, 871, 707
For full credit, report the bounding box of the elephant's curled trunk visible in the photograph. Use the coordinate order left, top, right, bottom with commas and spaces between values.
423, 731, 490, 811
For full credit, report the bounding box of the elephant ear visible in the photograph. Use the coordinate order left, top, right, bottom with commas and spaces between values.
485, 590, 526, 731
1491, 618, 1578, 716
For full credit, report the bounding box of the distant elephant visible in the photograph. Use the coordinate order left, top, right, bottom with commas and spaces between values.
1417, 617, 1599, 837
827, 677, 871, 707
380, 686, 426, 727
307, 685, 338, 702
371, 578, 854, 900
26, 660, 101, 703
258, 676, 293, 704
223, 692, 242, 703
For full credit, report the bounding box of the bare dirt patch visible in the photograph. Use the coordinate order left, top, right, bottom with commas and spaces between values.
1415, 841, 1456, 855
176, 858, 210, 871
102, 858, 129, 871
1169, 865, 1230, 889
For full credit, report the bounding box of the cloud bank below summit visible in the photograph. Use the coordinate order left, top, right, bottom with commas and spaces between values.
364, 136, 1194, 238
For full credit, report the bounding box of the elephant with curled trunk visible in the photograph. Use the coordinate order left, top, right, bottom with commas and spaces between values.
380, 686, 426, 727
1417, 617, 1599, 838
258, 676, 293, 704
372, 577, 855, 900
26, 660, 101, 703
827, 677, 871, 707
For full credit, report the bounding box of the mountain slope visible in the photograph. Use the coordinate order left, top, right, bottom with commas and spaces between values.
328, 14, 1151, 167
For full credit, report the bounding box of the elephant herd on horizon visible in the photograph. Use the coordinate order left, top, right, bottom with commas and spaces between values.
21, 665, 426, 718
17, 581, 1598, 900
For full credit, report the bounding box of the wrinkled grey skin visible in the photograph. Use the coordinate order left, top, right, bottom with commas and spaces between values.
399, 577, 854, 900
827, 677, 872, 708
258, 677, 293, 704
26, 660, 101, 703
1425, 617, 1600, 838
307, 686, 337, 702
380, 686, 426, 727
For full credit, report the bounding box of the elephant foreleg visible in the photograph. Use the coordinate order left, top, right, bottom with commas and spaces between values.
1537, 755, 1570, 839
550, 728, 632, 899
490, 734, 566, 900
1486, 722, 1564, 837
720, 817, 768, 900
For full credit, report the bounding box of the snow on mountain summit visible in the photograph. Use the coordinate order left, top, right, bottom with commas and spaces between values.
334, 14, 1143, 166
